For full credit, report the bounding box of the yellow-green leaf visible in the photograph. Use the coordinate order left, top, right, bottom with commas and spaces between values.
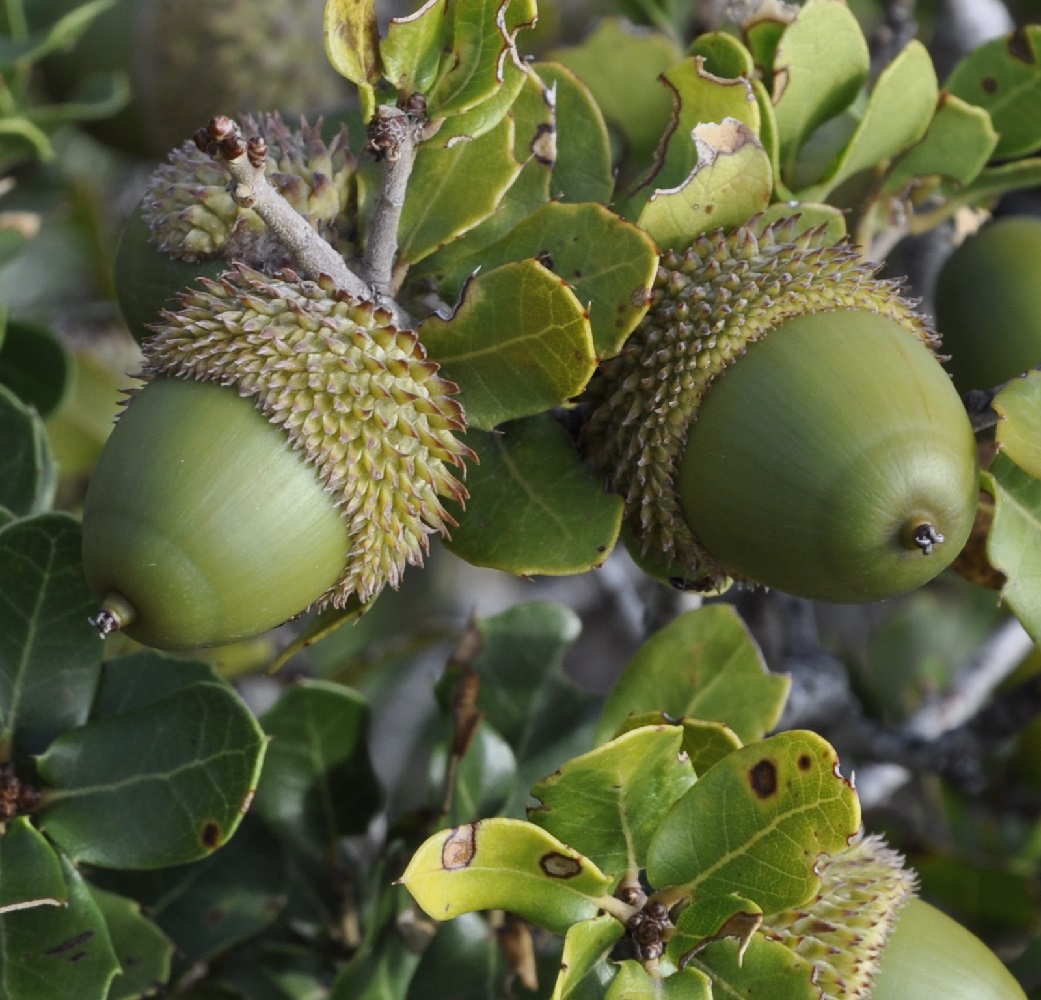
995, 371, 1041, 481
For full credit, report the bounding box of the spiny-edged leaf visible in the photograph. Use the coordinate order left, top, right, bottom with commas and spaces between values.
985, 454, 1041, 644
682, 933, 819, 1000
946, 25, 1041, 161
408, 68, 554, 288
690, 31, 756, 79
534, 62, 613, 205
884, 93, 997, 194
772, 0, 869, 178
37, 682, 267, 868
90, 817, 287, 968
399, 818, 612, 934
994, 371, 1041, 481
398, 113, 521, 267
666, 894, 763, 969
646, 731, 860, 913
552, 914, 625, 1000
254, 679, 381, 855
529, 726, 696, 881
323, 0, 381, 90
597, 605, 789, 746
431, 201, 656, 360
380, 0, 449, 96
625, 56, 761, 220
444, 413, 622, 576
547, 18, 682, 164
0, 817, 66, 914
0, 318, 71, 418
0, 512, 100, 756
0, 384, 57, 517
87, 886, 173, 1000
0, 855, 118, 1000
796, 39, 938, 202
426, 0, 536, 120
636, 119, 773, 251
421, 260, 596, 430
612, 713, 743, 776
90, 651, 220, 719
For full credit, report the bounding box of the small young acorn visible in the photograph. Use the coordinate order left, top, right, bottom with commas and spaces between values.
582, 219, 979, 603
82, 266, 473, 650
935, 215, 1041, 394
762, 833, 1026, 999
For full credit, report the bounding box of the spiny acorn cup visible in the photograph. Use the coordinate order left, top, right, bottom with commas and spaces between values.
761, 833, 1026, 999
582, 219, 979, 603
81, 265, 473, 650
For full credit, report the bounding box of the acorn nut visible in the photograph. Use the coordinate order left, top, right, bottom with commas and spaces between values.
582, 219, 979, 603
82, 266, 473, 650
935, 216, 1041, 394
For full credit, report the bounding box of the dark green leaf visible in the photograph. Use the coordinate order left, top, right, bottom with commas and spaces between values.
0, 0, 116, 66
946, 26, 1041, 160
0, 855, 118, 1000
0, 512, 100, 755
37, 682, 267, 868
0, 384, 57, 517
445, 414, 623, 577
254, 679, 382, 856
0, 817, 66, 914
421, 260, 595, 430
407, 912, 507, 1000
87, 885, 173, 1000
0, 318, 70, 418
329, 927, 421, 1000
212, 940, 334, 1000
646, 731, 860, 913
430, 719, 517, 827
90, 651, 221, 719
596, 605, 789, 746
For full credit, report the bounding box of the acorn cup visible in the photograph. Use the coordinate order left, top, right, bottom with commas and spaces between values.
761, 833, 1027, 1000
582, 219, 980, 603
81, 266, 473, 650
935, 215, 1041, 395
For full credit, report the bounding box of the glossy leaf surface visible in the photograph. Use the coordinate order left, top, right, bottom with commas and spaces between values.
995, 371, 1041, 481
0, 817, 66, 914
551, 914, 624, 1000
88, 886, 173, 1000
612, 713, 743, 776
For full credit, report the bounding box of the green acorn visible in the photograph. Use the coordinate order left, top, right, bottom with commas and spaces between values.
82, 266, 473, 650
115, 112, 359, 344
582, 219, 979, 603
762, 833, 1026, 999
935, 216, 1041, 394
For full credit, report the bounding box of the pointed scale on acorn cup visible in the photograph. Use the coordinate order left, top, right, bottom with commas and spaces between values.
81, 266, 474, 650
581, 218, 979, 603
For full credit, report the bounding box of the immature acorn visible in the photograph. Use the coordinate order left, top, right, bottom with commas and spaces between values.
81, 266, 473, 650
582, 219, 979, 603
935, 216, 1041, 394
761, 833, 1026, 999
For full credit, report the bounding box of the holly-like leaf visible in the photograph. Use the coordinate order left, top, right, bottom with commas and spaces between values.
685, 933, 820, 1000
398, 113, 522, 268
646, 731, 860, 914
994, 371, 1041, 482
87, 886, 173, 1000
0, 817, 66, 914
946, 25, 1041, 161
421, 260, 596, 430
985, 452, 1041, 644
529, 726, 696, 881
597, 605, 789, 746
552, 914, 625, 1000
0, 855, 118, 1000
37, 682, 267, 868
772, 0, 869, 179
0, 513, 100, 756
445, 413, 622, 576
399, 817, 613, 934
612, 712, 743, 776
0, 384, 57, 517
636, 119, 773, 251
253, 679, 382, 856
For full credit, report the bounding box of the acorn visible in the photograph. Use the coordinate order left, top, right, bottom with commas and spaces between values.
582, 219, 979, 603
935, 216, 1041, 395
33, 0, 347, 157
761, 833, 1026, 1000
116, 112, 358, 345
81, 265, 472, 650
